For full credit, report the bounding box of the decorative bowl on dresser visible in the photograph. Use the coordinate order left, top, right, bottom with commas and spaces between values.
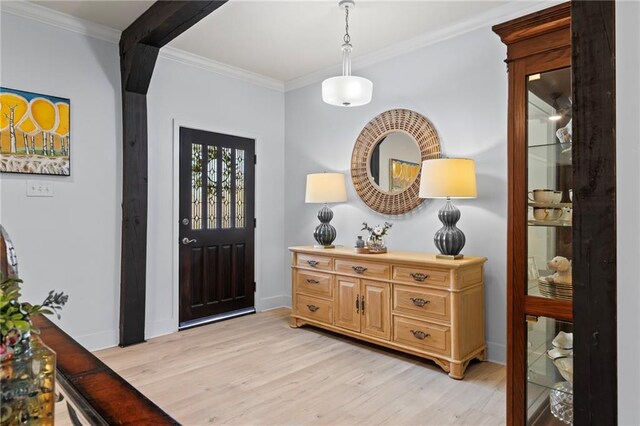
289, 246, 488, 379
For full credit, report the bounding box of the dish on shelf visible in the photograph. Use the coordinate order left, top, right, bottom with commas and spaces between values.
550, 381, 574, 424
547, 352, 574, 382
537, 277, 573, 300
552, 331, 573, 351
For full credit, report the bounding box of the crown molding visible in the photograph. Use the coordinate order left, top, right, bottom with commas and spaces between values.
0, 0, 121, 43
284, 0, 563, 92
158, 47, 284, 92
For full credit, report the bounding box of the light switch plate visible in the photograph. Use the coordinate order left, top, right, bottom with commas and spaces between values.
26, 180, 54, 197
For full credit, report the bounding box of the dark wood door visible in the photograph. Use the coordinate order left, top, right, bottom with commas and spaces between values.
179, 127, 255, 327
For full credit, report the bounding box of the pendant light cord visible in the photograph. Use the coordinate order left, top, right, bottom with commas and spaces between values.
343, 6, 351, 45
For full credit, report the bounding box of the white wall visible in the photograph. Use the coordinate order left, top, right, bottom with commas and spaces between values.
0, 11, 288, 350
0, 12, 122, 349
616, 2, 640, 424
145, 55, 286, 338
285, 26, 509, 362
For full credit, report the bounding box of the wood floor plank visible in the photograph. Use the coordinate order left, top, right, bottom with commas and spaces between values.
94, 308, 505, 425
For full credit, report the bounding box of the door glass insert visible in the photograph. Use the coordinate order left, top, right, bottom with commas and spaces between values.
221, 147, 232, 228
191, 143, 203, 229
207, 146, 218, 229
526, 67, 572, 299
235, 149, 245, 228
526, 316, 573, 425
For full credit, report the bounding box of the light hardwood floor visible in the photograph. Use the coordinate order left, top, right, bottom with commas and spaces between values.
94, 308, 506, 425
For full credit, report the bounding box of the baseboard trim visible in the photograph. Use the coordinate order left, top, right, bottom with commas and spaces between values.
75, 328, 118, 352
486, 341, 506, 365
146, 319, 178, 340
259, 295, 292, 311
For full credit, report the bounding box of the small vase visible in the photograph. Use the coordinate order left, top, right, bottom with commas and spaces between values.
0, 335, 56, 425
355, 236, 365, 248
366, 235, 386, 253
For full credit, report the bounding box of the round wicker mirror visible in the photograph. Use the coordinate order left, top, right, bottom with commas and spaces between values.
351, 109, 441, 215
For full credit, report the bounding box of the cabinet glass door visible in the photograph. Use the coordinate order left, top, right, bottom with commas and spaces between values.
527, 316, 573, 425
526, 67, 573, 300
525, 67, 574, 425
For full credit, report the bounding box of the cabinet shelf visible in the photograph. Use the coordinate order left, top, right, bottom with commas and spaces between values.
528, 142, 573, 150
528, 220, 572, 227
528, 142, 572, 166
528, 202, 572, 208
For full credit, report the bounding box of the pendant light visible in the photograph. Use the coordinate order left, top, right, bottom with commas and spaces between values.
322, 0, 373, 107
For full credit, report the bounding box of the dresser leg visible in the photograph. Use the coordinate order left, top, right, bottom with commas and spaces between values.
449, 362, 465, 380
475, 348, 487, 362
289, 317, 305, 328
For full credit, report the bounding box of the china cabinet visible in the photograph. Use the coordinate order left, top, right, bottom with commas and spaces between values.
493, 4, 574, 425
496, 1, 618, 424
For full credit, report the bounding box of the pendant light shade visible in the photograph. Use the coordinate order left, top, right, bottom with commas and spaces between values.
322, 0, 372, 107
322, 76, 373, 107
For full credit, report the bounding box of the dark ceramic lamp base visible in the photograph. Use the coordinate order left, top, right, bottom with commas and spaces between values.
313, 204, 337, 248
434, 198, 466, 259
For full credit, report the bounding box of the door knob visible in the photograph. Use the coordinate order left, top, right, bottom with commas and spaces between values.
182, 237, 197, 245
181, 218, 189, 225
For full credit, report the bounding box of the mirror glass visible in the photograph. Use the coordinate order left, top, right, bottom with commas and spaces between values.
369, 131, 421, 193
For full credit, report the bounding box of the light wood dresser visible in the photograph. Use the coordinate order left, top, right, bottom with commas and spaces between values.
289, 246, 488, 379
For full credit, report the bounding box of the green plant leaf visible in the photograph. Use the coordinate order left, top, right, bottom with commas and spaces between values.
14, 320, 30, 331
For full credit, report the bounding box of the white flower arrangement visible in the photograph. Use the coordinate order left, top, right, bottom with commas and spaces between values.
361, 222, 393, 240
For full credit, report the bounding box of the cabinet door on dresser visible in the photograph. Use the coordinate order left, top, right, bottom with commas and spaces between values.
361, 280, 391, 340
334, 276, 360, 331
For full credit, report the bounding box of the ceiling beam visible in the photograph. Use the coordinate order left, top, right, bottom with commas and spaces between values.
119, 0, 228, 347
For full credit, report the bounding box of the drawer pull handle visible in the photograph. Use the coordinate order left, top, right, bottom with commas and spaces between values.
306, 260, 319, 267
307, 304, 319, 312
410, 297, 430, 307
355, 296, 360, 313
410, 330, 430, 340
410, 272, 429, 282
306, 278, 320, 284
352, 266, 368, 274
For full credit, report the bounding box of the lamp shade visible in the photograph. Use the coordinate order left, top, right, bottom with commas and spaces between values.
322, 76, 373, 107
305, 173, 348, 203
419, 158, 477, 199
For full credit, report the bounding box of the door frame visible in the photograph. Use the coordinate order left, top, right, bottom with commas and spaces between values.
172, 119, 262, 329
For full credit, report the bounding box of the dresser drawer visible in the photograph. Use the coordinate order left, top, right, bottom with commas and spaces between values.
295, 294, 333, 324
296, 270, 332, 298
335, 259, 389, 279
392, 265, 450, 287
296, 253, 332, 271
393, 316, 451, 356
393, 284, 450, 322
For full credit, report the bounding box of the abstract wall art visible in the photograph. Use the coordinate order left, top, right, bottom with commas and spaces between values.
389, 158, 419, 193
0, 87, 70, 176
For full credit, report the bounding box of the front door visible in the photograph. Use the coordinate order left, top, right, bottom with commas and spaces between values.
179, 127, 255, 327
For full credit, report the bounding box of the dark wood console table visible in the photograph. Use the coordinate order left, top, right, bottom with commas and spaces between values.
33, 316, 178, 425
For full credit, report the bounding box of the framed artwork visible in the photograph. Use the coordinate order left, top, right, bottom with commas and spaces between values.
0, 87, 70, 176
389, 158, 420, 193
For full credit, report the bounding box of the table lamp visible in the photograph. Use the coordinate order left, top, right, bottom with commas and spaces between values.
419, 158, 477, 259
305, 172, 348, 248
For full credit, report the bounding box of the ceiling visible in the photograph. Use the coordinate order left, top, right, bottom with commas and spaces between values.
29, 1, 541, 83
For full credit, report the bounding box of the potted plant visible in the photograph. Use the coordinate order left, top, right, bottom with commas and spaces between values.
0, 273, 68, 424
